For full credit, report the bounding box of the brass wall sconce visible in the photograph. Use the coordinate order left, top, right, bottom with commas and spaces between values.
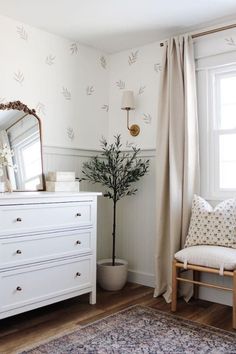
121, 90, 140, 137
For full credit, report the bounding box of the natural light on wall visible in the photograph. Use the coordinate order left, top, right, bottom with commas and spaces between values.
217, 73, 236, 190
22, 140, 41, 190
197, 54, 236, 200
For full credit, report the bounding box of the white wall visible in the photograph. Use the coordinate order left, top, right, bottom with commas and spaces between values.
43, 146, 112, 261
109, 42, 162, 149
116, 151, 156, 286
107, 27, 236, 303
106, 42, 163, 286
194, 27, 236, 306
0, 14, 109, 150
194, 27, 236, 59
1, 12, 236, 304
0, 13, 111, 262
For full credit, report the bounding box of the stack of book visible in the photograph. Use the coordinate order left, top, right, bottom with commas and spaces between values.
46, 171, 80, 192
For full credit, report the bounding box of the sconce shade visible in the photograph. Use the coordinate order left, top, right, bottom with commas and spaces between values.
121, 90, 135, 110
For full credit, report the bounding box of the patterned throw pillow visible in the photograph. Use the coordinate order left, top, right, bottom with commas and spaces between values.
185, 195, 236, 248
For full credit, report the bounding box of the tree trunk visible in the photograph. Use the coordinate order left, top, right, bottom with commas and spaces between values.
112, 200, 117, 266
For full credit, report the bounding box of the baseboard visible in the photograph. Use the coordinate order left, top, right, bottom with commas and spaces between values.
198, 273, 232, 306
128, 269, 232, 305
199, 290, 232, 306
128, 269, 155, 288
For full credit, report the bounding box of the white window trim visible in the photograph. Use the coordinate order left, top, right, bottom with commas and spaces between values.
197, 60, 236, 201
11, 131, 41, 190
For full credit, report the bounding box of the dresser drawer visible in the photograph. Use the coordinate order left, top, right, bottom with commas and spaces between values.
0, 257, 92, 313
0, 202, 93, 235
0, 229, 93, 267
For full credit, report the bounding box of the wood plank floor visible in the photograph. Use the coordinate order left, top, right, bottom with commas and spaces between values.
0, 283, 234, 354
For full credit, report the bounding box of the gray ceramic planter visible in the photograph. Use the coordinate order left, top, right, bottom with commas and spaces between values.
97, 259, 128, 291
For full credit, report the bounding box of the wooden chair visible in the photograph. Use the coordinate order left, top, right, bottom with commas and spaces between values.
171, 257, 236, 329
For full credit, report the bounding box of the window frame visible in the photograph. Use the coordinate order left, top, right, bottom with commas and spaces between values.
198, 62, 236, 200
10, 130, 41, 190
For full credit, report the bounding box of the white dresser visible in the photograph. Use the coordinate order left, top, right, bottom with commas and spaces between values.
0, 192, 101, 319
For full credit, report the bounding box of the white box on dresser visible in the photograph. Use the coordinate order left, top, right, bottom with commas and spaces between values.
0, 191, 101, 320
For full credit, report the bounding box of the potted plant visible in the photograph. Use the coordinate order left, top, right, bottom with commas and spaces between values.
81, 135, 149, 291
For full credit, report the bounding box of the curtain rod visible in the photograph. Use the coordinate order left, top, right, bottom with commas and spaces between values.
160, 23, 236, 47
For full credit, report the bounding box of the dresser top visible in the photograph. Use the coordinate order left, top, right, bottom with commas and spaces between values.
0, 191, 102, 205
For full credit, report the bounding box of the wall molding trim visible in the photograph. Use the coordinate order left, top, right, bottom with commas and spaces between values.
43, 145, 99, 157
43, 145, 156, 290
128, 269, 155, 288
43, 145, 156, 158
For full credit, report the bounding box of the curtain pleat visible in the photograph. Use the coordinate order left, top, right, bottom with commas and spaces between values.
154, 35, 200, 302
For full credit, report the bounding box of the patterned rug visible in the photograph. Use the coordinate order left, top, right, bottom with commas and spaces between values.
20, 305, 236, 354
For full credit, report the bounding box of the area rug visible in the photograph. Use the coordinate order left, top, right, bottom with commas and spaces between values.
20, 305, 236, 354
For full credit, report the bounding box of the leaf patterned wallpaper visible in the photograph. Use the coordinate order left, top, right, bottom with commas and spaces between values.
1, 13, 235, 151
0, 14, 109, 150
109, 28, 236, 149
109, 41, 163, 149
194, 27, 236, 59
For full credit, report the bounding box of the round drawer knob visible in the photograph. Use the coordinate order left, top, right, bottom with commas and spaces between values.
16, 217, 22, 222
16, 286, 22, 291
76, 213, 81, 217
16, 249, 22, 254
76, 240, 81, 245
76, 272, 81, 277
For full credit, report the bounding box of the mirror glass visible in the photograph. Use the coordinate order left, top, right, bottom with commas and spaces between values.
0, 104, 44, 191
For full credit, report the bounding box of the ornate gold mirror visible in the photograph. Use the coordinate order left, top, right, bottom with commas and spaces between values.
0, 101, 45, 191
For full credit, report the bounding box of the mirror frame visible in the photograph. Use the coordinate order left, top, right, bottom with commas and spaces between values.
0, 100, 46, 191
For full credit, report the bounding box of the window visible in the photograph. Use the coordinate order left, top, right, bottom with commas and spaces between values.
9, 130, 42, 190
20, 138, 42, 189
217, 72, 236, 190
197, 58, 236, 200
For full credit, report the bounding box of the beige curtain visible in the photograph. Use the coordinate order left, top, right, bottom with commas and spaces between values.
154, 35, 200, 302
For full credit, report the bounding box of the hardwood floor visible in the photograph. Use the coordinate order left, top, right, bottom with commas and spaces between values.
0, 283, 234, 354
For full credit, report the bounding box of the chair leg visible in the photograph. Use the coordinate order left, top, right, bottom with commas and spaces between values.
171, 259, 178, 312
233, 270, 236, 329
193, 270, 200, 299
